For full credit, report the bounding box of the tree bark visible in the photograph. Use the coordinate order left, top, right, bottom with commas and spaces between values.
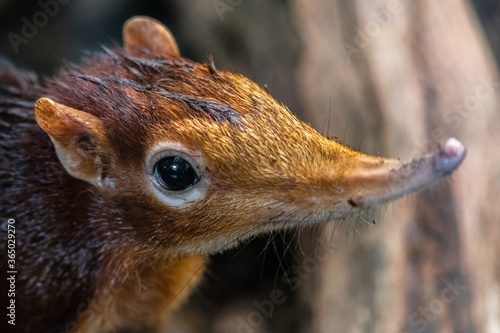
292, 0, 500, 332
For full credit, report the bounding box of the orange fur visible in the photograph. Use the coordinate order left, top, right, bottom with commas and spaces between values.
0, 16, 465, 333
75, 256, 205, 332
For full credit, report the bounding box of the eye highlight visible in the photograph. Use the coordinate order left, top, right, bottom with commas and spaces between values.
155, 156, 199, 191
146, 143, 208, 209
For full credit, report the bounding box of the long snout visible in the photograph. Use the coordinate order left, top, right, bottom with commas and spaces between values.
341, 138, 466, 209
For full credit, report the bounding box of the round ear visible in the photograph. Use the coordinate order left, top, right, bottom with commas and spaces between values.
34, 97, 110, 188
123, 16, 180, 58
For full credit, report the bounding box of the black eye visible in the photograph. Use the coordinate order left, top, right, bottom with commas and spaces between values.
155, 156, 198, 191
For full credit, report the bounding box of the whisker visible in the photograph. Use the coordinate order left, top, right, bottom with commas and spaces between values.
259, 232, 278, 281
273, 232, 296, 291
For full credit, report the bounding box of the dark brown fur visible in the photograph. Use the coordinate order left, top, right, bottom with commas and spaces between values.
0, 17, 465, 333
0, 44, 256, 331
0, 58, 99, 331
0, 40, 304, 332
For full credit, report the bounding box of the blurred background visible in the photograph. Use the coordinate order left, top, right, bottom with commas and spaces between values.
1, 0, 499, 332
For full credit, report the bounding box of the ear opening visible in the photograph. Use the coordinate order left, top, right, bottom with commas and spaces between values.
34, 97, 111, 188
123, 16, 180, 58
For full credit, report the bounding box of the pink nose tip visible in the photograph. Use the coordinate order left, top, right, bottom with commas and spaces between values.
436, 138, 466, 172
